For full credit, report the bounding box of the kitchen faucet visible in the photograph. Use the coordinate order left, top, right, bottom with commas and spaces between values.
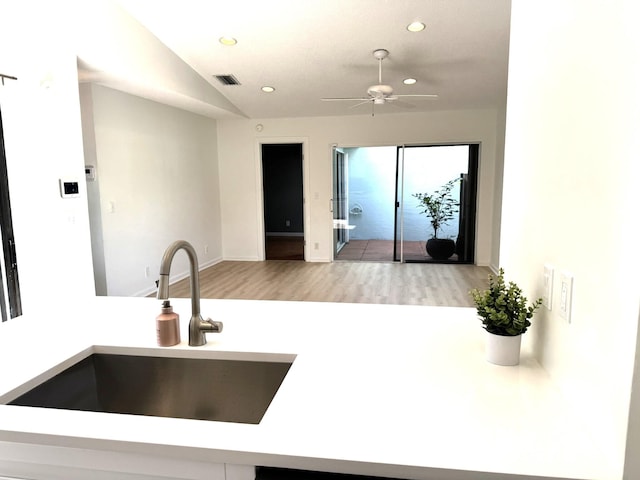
157, 240, 223, 346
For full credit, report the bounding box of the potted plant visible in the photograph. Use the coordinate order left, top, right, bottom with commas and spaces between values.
470, 268, 543, 365
412, 178, 460, 260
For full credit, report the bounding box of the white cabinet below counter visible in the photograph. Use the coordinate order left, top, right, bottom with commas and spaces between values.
0, 441, 233, 480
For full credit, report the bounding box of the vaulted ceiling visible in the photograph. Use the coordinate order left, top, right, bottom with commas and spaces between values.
103, 0, 511, 119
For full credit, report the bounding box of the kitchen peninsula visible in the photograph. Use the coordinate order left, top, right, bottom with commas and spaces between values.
0, 297, 614, 480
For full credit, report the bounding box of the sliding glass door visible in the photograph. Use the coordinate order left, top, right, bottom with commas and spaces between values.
331, 143, 478, 264
394, 144, 478, 263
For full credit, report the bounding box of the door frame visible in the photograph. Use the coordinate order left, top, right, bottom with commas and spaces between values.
332, 146, 349, 258
0, 105, 22, 320
255, 137, 310, 261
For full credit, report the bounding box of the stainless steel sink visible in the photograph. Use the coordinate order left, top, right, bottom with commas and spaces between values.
8, 352, 293, 424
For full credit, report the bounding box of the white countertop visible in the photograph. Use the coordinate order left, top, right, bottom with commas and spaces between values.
0, 297, 616, 480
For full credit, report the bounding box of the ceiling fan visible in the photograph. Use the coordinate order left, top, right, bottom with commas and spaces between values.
321, 49, 438, 114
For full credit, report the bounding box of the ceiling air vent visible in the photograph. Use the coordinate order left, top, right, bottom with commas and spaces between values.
214, 74, 241, 86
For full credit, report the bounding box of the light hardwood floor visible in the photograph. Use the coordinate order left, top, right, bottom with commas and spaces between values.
166, 260, 491, 307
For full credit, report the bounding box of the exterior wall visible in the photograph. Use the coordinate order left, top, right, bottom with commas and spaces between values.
345, 145, 468, 243
345, 146, 396, 241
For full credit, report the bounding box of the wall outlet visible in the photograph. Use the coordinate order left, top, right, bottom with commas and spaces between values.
543, 264, 554, 310
204, 245, 209, 255
314, 242, 319, 250
144, 266, 150, 278
285, 219, 291, 227
559, 271, 573, 323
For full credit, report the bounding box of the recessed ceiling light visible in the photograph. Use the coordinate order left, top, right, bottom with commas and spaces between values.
219, 36, 237, 46
261, 86, 275, 93
407, 22, 426, 33
403, 78, 417, 85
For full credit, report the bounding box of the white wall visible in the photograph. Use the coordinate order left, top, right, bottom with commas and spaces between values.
79, 83, 107, 296
345, 146, 396, 240
345, 146, 468, 242
0, 2, 95, 314
217, 109, 501, 265
81, 84, 222, 297
501, 1, 640, 476
490, 106, 507, 272
402, 146, 468, 242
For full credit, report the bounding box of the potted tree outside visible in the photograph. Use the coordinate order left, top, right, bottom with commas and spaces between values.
412, 178, 460, 260
470, 268, 543, 365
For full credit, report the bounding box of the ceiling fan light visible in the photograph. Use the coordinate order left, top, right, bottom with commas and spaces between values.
403, 78, 417, 85
407, 22, 426, 33
368, 84, 393, 96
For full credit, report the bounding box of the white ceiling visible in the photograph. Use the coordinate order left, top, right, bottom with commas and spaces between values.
113, 0, 512, 119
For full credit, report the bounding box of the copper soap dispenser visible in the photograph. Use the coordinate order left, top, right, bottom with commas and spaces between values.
156, 300, 180, 346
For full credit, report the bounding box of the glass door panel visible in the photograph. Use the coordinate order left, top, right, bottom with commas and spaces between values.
393, 146, 404, 262
332, 148, 348, 257
395, 144, 477, 264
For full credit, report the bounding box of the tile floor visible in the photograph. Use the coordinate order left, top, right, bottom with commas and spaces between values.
335, 239, 461, 262
335, 240, 428, 261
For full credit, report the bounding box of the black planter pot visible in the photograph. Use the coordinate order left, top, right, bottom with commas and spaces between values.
426, 238, 456, 260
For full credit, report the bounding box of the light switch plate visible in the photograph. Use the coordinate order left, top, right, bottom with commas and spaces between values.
543, 264, 554, 310
559, 271, 573, 323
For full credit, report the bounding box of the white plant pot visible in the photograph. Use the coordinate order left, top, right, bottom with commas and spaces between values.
485, 332, 522, 366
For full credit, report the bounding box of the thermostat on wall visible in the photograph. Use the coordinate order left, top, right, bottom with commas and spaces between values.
85, 165, 96, 181
59, 178, 80, 198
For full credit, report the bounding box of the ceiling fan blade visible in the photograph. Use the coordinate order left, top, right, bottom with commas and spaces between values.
348, 99, 374, 109
321, 50, 438, 113
393, 94, 439, 99
321, 97, 371, 102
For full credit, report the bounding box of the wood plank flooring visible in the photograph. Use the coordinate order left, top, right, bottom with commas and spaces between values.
265, 236, 304, 260
166, 260, 491, 307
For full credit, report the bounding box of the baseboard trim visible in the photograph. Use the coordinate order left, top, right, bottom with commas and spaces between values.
200, 257, 223, 270
222, 256, 261, 262
133, 256, 224, 297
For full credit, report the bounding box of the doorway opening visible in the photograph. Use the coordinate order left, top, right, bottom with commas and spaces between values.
261, 143, 305, 260
0, 106, 22, 321
333, 143, 478, 264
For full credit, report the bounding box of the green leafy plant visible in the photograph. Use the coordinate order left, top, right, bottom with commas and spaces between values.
412, 178, 460, 239
470, 268, 543, 336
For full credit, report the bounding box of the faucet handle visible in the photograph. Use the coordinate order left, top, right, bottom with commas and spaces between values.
201, 318, 224, 333
189, 316, 223, 346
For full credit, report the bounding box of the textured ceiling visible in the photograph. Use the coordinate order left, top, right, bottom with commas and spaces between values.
114, 0, 512, 119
